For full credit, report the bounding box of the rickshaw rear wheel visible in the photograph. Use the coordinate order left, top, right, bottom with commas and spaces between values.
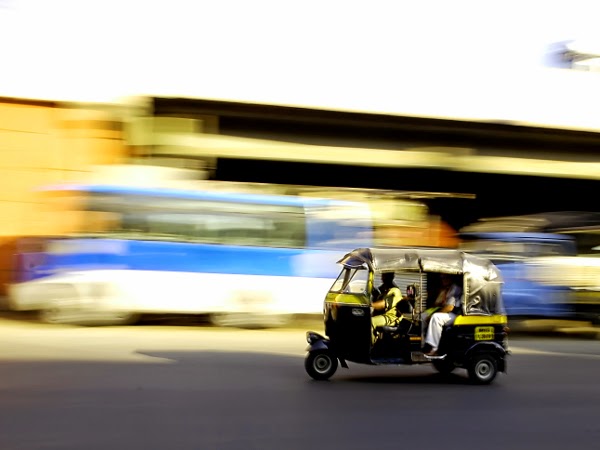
305, 350, 338, 381
432, 358, 455, 375
468, 354, 498, 385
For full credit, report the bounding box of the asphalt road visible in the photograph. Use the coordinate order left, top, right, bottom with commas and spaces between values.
1, 315, 600, 450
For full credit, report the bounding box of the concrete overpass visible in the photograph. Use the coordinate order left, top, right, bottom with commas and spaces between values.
123, 96, 600, 229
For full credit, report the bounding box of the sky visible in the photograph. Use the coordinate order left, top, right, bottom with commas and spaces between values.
1, 0, 599, 129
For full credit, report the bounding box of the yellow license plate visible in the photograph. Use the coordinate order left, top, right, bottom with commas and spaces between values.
474, 326, 494, 341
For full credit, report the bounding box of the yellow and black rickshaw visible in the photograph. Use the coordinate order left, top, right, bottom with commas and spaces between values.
305, 247, 509, 384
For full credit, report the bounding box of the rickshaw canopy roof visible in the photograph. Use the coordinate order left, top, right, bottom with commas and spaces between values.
338, 248, 500, 278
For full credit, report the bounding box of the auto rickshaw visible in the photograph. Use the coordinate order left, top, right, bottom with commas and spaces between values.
305, 247, 509, 384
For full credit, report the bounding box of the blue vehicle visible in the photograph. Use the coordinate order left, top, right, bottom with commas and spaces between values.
8, 184, 374, 326
459, 232, 578, 319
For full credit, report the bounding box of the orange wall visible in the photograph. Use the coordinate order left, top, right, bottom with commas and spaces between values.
0, 99, 128, 295
375, 219, 460, 249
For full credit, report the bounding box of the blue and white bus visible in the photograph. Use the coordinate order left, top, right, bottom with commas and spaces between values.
8, 184, 374, 326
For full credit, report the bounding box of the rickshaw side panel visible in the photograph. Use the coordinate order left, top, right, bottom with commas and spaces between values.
439, 315, 509, 372
325, 301, 372, 364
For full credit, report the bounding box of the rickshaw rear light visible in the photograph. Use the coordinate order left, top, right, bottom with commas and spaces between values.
503, 326, 510, 335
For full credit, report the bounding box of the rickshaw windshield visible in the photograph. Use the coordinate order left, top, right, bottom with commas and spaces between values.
329, 267, 369, 294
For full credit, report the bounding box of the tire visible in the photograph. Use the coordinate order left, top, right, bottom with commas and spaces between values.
210, 313, 290, 329
39, 308, 139, 326
468, 354, 498, 385
106, 312, 140, 326
39, 307, 68, 324
305, 350, 338, 381
432, 358, 455, 375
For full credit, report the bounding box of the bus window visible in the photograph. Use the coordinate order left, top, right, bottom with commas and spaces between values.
82, 193, 307, 248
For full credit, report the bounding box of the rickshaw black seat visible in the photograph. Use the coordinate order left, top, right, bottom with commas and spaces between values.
380, 325, 401, 333
377, 318, 414, 336
397, 300, 413, 315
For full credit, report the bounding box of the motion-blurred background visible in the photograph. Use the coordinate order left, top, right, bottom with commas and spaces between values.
0, 0, 598, 328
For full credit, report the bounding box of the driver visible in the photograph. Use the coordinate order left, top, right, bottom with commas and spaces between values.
371, 272, 404, 344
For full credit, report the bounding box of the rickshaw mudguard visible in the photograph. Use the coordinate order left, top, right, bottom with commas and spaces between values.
464, 341, 507, 372
306, 331, 328, 349
305, 332, 349, 368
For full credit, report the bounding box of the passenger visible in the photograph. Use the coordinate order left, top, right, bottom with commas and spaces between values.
371, 272, 404, 344
423, 274, 463, 356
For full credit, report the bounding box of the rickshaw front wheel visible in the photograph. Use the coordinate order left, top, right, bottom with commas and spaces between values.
305, 350, 338, 381
468, 354, 498, 385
